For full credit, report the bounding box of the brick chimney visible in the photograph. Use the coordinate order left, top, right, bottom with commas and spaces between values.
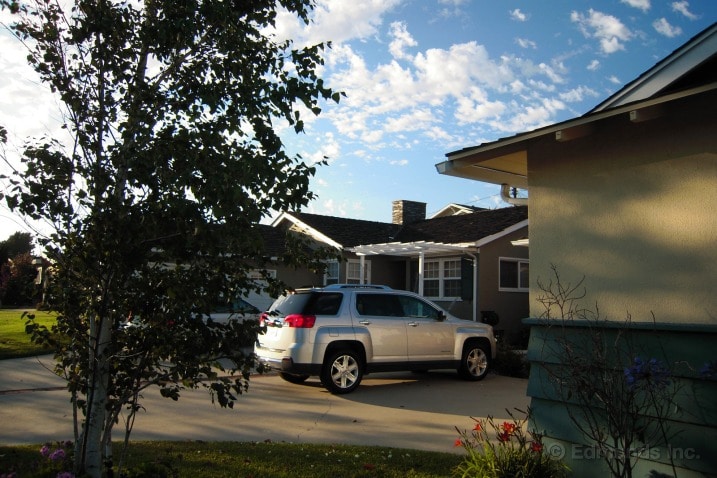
392, 200, 426, 225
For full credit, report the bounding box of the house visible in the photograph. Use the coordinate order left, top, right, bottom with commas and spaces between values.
271, 200, 530, 344
435, 23, 717, 477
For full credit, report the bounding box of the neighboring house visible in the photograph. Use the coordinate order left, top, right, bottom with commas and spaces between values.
435, 23, 717, 477
272, 200, 530, 344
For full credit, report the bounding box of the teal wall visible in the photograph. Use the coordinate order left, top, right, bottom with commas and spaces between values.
524, 318, 717, 477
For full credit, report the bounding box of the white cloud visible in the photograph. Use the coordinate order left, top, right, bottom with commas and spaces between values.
424, 126, 454, 142
388, 21, 417, 60
559, 86, 599, 103
303, 132, 341, 165
384, 108, 436, 133
509, 9, 528, 22
491, 98, 565, 132
275, 0, 403, 46
608, 75, 622, 85
571, 9, 633, 54
438, 0, 469, 19
672, 1, 698, 20
620, 0, 650, 12
516, 38, 537, 49
653, 18, 683, 37
389, 159, 409, 166
455, 87, 506, 124
587, 59, 601, 71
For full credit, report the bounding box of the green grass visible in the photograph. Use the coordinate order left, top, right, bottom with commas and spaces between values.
0, 309, 56, 360
0, 441, 462, 477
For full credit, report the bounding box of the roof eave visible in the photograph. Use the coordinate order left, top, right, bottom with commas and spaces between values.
436, 83, 717, 187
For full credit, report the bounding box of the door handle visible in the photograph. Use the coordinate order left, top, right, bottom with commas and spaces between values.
359, 320, 371, 325
408, 322, 419, 327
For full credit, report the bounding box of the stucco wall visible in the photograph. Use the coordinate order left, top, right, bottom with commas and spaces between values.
478, 226, 530, 344
528, 89, 717, 325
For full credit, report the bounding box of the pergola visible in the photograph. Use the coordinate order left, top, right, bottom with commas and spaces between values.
349, 241, 480, 320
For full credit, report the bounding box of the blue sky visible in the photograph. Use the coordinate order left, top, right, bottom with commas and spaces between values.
1, 0, 715, 240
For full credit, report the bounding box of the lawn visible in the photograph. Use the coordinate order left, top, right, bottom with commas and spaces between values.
0, 308, 56, 359
0, 440, 462, 477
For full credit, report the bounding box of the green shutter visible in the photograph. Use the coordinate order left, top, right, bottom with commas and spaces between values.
461, 257, 474, 300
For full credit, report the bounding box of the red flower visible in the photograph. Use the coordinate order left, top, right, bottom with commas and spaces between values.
501, 422, 516, 434
473, 422, 483, 432
454, 438, 463, 447
363, 463, 376, 470
530, 441, 543, 453
497, 432, 511, 442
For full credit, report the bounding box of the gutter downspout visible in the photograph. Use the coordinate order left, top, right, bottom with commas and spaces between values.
501, 184, 528, 206
468, 252, 479, 322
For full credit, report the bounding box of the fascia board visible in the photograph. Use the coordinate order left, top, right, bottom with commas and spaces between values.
473, 219, 529, 248
273, 212, 343, 250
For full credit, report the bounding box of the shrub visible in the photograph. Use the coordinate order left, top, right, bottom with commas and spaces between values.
493, 342, 529, 378
453, 409, 568, 478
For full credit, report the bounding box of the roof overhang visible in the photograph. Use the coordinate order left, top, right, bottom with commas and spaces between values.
271, 212, 343, 250
591, 23, 717, 112
435, 83, 717, 188
350, 241, 476, 257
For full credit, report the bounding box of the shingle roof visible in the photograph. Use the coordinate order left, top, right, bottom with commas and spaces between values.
394, 205, 528, 244
291, 212, 403, 247
281, 206, 527, 248
257, 223, 289, 257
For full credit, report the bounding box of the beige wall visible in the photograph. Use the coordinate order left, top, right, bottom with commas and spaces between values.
478, 226, 530, 343
528, 89, 717, 324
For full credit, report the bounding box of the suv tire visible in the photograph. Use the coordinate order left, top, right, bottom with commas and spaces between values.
321, 349, 363, 394
458, 341, 490, 381
279, 372, 310, 384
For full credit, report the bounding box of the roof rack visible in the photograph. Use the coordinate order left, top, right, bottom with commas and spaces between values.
322, 284, 392, 290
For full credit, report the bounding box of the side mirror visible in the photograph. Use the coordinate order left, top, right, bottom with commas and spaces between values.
437, 311, 447, 322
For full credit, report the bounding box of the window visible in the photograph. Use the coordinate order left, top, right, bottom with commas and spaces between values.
324, 260, 339, 285
499, 258, 529, 292
396, 295, 442, 320
346, 259, 371, 284
423, 258, 462, 299
355, 293, 401, 316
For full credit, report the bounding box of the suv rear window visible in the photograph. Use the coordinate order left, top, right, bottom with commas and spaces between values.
269, 292, 343, 316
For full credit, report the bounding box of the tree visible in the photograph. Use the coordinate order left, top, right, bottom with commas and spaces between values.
0, 231, 34, 264
0, 1, 341, 476
0, 252, 39, 305
0, 232, 37, 305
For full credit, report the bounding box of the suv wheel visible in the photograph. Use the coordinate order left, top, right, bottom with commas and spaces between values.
321, 350, 363, 394
458, 341, 490, 381
279, 372, 310, 384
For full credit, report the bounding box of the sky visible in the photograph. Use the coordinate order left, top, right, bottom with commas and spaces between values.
1, 0, 716, 242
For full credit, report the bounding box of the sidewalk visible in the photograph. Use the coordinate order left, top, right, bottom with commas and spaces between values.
0, 355, 530, 454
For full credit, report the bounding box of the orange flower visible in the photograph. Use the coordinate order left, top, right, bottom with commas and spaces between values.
454, 438, 463, 447
473, 422, 483, 432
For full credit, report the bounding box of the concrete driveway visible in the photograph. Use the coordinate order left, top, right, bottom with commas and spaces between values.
0, 355, 529, 454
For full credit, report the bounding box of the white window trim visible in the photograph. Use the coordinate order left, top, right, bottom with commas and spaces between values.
324, 260, 339, 285
423, 257, 462, 300
498, 257, 529, 292
346, 258, 371, 284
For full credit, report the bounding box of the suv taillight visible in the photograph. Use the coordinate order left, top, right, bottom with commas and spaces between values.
283, 314, 316, 328
259, 312, 269, 327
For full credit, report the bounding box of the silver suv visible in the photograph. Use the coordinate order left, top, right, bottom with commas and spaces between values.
254, 284, 497, 394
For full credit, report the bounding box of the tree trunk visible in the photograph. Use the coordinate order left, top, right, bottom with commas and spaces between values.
81, 313, 112, 478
